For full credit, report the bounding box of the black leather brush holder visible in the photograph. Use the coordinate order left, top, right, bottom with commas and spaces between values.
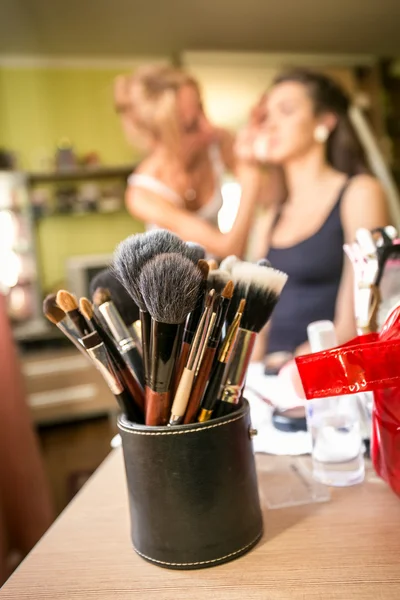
118, 399, 263, 569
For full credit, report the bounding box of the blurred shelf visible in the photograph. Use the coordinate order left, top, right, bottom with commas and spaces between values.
27, 165, 134, 184
13, 317, 61, 342
33, 207, 127, 220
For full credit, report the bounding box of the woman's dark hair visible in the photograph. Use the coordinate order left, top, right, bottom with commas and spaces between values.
273, 68, 369, 177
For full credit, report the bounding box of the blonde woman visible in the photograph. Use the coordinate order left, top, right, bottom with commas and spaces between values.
115, 65, 267, 258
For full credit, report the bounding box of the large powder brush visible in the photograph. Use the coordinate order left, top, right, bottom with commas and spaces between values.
113, 229, 197, 385
139, 252, 202, 425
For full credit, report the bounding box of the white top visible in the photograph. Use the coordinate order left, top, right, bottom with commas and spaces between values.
127, 144, 226, 229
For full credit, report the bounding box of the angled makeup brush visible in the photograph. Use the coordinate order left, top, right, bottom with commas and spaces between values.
172, 259, 209, 396
139, 252, 202, 426
170, 290, 215, 425
92, 287, 145, 387
81, 331, 143, 423
56, 290, 90, 337
80, 298, 145, 414
113, 230, 193, 386
198, 298, 245, 422
43, 294, 88, 357
89, 268, 140, 344
184, 281, 234, 424
216, 263, 288, 416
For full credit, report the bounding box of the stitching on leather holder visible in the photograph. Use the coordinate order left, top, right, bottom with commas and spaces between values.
118, 411, 244, 436
133, 531, 262, 566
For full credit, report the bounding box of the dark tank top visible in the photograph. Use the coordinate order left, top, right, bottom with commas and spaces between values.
267, 179, 351, 354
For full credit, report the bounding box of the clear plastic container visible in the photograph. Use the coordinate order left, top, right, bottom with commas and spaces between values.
306, 321, 365, 487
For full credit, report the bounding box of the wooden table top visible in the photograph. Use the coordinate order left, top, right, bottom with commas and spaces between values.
1, 449, 400, 600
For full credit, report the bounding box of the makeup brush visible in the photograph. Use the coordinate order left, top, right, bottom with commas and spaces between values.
172, 259, 209, 396
186, 241, 206, 263
219, 255, 241, 273
198, 299, 245, 422
81, 331, 143, 423
89, 268, 140, 346
257, 258, 272, 268
207, 269, 230, 295
79, 297, 145, 414
355, 228, 380, 333
56, 290, 90, 337
113, 230, 193, 386
92, 287, 145, 387
43, 294, 89, 358
183, 281, 234, 424
207, 259, 219, 271
139, 252, 202, 426
216, 265, 288, 416
169, 290, 215, 425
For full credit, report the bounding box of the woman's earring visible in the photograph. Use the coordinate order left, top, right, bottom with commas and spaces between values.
314, 124, 330, 143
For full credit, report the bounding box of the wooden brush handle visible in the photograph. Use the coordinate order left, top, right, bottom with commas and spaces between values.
145, 388, 171, 426
171, 341, 190, 397
120, 366, 145, 413
183, 346, 216, 424
170, 368, 195, 419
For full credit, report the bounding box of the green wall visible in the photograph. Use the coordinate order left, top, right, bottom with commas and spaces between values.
0, 65, 141, 169
0, 64, 146, 292
36, 211, 144, 294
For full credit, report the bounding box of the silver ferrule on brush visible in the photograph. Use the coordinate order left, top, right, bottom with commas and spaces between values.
97, 301, 136, 353
60, 314, 86, 345
86, 341, 124, 395
220, 328, 257, 406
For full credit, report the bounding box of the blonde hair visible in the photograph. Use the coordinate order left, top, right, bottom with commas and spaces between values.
116, 64, 199, 152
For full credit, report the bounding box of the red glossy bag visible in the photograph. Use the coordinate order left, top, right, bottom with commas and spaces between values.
296, 334, 400, 497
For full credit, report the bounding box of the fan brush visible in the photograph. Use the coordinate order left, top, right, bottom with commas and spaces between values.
216, 262, 288, 415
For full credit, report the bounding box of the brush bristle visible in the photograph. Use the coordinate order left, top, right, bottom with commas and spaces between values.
92, 287, 112, 307
257, 258, 272, 268
89, 268, 139, 325
139, 253, 202, 324
238, 299, 246, 313
207, 269, 230, 295
113, 230, 191, 311
186, 241, 206, 262
197, 259, 210, 281
56, 290, 79, 313
221, 280, 234, 299
207, 259, 219, 271
43, 294, 65, 324
79, 297, 94, 321
219, 255, 241, 273
231, 262, 288, 296
227, 264, 288, 332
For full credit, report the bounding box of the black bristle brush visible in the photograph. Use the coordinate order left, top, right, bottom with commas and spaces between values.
186, 241, 206, 263
113, 230, 196, 386
215, 262, 288, 416
207, 269, 230, 295
139, 252, 202, 426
